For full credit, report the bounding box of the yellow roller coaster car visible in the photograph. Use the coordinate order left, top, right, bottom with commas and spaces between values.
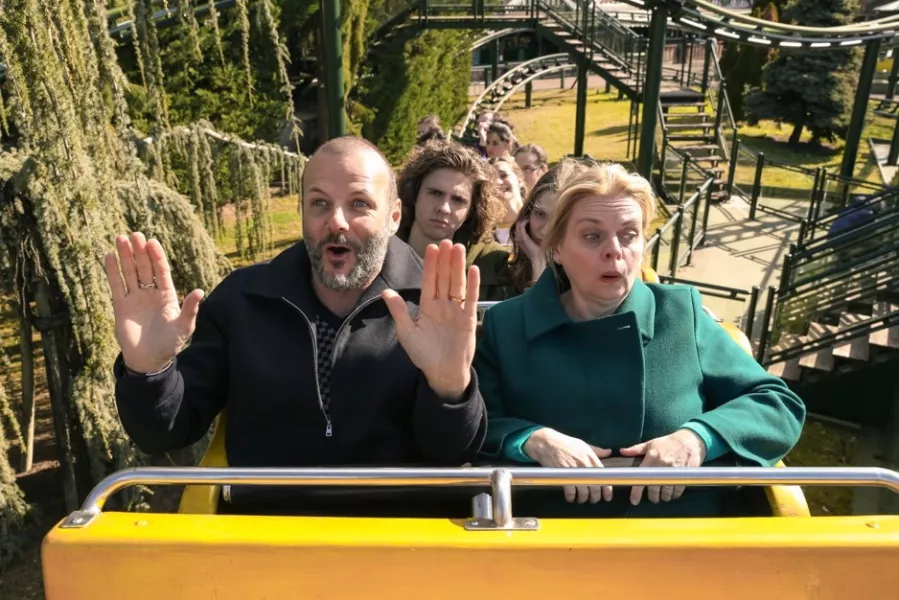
41, 268, 899, 599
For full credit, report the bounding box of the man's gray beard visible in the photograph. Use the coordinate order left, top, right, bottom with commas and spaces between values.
305, 226, 391, 291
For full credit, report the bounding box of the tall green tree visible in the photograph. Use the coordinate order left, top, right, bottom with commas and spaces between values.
744, 0, 862, 145
356, 29, 475, 163
720, 0, 783, 121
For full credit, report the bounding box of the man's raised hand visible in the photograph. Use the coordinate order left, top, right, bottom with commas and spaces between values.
104, 232, 204, 373
382, 240, 479, 399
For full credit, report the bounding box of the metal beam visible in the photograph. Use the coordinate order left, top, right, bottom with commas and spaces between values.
888, 53, 899, 100
637, 6, 669, 180
888, 113, 899, 166
322, 0, 346, 140
574, 57, 588, 157
841, 39, 881, 179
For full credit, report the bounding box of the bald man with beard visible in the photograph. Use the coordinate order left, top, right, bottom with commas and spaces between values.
106, 136, 487, 514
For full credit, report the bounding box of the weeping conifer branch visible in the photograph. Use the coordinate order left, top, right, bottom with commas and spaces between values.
134, 0, 170, 127
0, 86, 8, 136
123, 0, 148, 89
205, 0, 225, 65
139, 122, 305, 257
178, 0, 204, 63
235, 0, 254, 106
259, 0, 299, 146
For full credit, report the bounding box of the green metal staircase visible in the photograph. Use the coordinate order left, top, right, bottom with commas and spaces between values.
657, 41, 735, 204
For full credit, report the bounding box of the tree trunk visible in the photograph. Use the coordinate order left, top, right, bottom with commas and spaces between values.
788, 116, 805, 145
16, 285, 35, 473
314, 10, 328, 147
32, 276, 79, 512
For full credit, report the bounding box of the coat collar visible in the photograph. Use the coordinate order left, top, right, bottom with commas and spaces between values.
242, 236, 423, 311
522, 268, 656, 343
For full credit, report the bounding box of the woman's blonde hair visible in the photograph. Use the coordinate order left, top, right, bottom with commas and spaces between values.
542, 161, 656, 267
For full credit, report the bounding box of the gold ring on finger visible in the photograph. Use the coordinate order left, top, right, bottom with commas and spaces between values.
447, 294, 464, 303
138, 279, 157, 290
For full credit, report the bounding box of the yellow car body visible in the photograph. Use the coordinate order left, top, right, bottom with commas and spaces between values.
41, 268, 899, 599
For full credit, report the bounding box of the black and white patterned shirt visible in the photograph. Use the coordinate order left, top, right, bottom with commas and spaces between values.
314, 314, 339, 417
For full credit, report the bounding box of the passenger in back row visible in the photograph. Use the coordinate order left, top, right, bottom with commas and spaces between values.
475, 160, 805, 518
396, 140, 514, 301
107, 136, 487, 512
488, 155, 526, 245
507, 161, 583, 294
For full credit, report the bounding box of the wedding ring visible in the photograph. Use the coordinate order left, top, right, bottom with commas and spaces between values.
138, 279, 157, 290
447, 295, 464, 303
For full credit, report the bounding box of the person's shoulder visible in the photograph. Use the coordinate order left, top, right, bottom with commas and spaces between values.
481, 289, 527, 326
469, 240, 511, 274
644, 281, 695, 300
642, 281, 700, 319
207, 242, 302, 300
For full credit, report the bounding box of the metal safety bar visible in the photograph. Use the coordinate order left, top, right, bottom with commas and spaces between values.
64, 466, 899, 531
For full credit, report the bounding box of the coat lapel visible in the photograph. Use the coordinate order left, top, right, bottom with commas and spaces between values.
519, 271, 659, 447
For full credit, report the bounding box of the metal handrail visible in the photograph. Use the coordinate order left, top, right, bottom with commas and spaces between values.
77, 466, 899, 518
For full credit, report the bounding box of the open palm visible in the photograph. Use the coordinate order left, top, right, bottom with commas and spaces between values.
383, 240, 479, 397
104, 232, 204, 373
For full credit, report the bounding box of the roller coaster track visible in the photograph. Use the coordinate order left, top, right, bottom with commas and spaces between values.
612, 0, 899, 48
459, 53, 577, 138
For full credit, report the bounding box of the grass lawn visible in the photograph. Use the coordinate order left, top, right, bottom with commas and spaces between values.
216, 194, 303, 268
499, 88, 635, 162
498, 90, 893, 199
732, 99, 893, 196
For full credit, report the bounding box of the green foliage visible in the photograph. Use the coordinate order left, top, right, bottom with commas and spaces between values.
0, 0, 304, 557
121, 0, 289, 142
720, 1, 783, 121
744, 0, 862, 145
0, 383, 29, 565
357, 29, 475, 163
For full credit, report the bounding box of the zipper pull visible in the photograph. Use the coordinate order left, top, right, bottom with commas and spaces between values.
325, 419, 333, 438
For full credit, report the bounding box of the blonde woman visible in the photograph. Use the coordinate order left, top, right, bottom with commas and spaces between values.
474, 160, 805, 518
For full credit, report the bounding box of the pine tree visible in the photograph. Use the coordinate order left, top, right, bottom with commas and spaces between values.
744, 0, 862, 145
720, 1, 783, 121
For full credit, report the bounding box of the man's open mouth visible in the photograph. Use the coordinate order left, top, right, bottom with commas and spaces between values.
325, 244, 353, 259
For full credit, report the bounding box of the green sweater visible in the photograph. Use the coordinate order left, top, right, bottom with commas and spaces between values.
474, 270, 806, 517
465, 240, 514, 302
394, 232, 514, 302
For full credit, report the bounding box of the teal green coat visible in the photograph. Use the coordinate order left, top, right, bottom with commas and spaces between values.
474, 270, 806, 517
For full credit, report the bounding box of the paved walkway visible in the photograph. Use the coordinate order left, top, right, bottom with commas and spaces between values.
868, 138, 897, 185
669, 194, 803, 333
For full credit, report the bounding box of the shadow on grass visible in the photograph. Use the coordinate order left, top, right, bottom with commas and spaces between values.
588, 124, 631, 138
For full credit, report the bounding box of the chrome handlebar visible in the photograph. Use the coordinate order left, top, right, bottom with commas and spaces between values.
74, 466, 899, 527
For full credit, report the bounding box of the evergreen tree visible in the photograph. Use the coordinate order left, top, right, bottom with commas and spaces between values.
744, 0, 862, 145
720, 1, 783, 121
356, 29, 475, 163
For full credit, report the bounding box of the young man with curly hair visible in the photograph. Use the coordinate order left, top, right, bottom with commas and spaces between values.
396, 140, 514, 301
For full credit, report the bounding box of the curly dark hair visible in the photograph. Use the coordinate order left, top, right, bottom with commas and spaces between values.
396, 140, 504, 246
416, 128, 447, 146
